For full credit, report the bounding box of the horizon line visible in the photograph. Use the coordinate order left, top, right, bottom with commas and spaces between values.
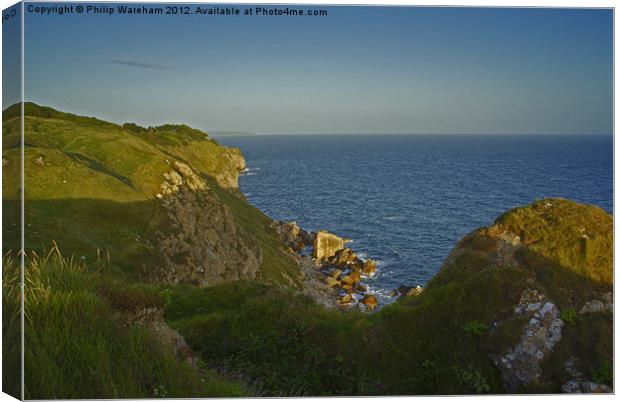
9, 101, 613, 137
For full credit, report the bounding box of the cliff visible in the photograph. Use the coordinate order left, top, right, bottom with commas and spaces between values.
2, 104, 613, 397
2, 102, 302, 289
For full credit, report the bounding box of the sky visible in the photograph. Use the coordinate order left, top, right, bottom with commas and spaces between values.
8, 4, 614, 134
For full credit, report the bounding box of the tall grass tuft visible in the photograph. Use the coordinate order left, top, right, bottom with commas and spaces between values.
3, 244, 246, 399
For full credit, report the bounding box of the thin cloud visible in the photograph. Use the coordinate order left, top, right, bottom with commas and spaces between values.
105, 59, 172, 71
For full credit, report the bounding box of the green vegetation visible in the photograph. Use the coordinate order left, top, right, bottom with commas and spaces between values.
2, 104, 613, 397
2, 246, 246, 399
592, 362, 613, 385
2, 102, 300, 286
495, 198, 612, 284
560, 308, 577, 326
163, 259, 533, 395
464, 320, 487, 337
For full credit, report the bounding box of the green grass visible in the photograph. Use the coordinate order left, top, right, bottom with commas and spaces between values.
163, 261, 530, 395
2, 246, 247, 399
495, 198, 612, 284
2, 103, 613, 396
3, 102, 300, 287
161, 198, 613, 396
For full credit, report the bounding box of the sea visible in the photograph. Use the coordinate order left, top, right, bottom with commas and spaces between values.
216, 134, 613, 303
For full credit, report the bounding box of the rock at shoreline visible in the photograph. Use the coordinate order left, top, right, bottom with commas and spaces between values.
391, 285, 424, 298
362, 260, 377, 276
313, 231, 346, 261
341, 271, 361, 286
324, 276, 341, 288
328, 248, 358, 266
274, 221, 315, 252
283, 226, 380, 310
362, 294, 378, 310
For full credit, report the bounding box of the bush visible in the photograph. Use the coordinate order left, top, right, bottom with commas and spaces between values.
592, 361, 613, 385
560, 308, 577, 326
464, 320, 487, 337
461, 369, 491, 393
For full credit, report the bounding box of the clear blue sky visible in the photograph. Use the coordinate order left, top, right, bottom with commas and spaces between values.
14, 5, 614, 134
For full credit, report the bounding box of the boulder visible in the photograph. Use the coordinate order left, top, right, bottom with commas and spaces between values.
393, 285, 423, 298
313, 231, 345, 261
274, 221, 314, 252
355, 283, 368, 293
341, 271, 361, 286
406, 285, 424, 297
324, 276, 341, 288
362, 260, 377, 276
579, 299, 610, 315
328, 248, 359, 266
362, 294, 378, 310
340, 293, 353, 304
329, 269, 342, 279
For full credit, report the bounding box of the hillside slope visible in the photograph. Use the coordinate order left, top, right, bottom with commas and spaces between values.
2, 102, 301, 288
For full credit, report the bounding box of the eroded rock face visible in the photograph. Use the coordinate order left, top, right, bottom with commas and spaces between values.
495, 288, 564, 391
313, 231, 345, 261
214, 147, 247, 189
274, 221, 315, 252
151, 163, 262, 287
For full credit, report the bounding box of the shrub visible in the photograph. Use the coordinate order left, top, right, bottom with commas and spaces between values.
560, 308, 577, 326
592, 361, 613, 385
461, 369, 491, 394
463, 320, 487, 337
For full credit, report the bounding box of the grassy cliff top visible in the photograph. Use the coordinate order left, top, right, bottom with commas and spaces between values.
3, 102, 244, 200
494, 198, 612, 284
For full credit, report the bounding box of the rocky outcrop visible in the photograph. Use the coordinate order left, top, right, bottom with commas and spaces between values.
215, 147, 246, 189
278, 225, 380, 310
561, 380, 612, 393
560, 357, 612, 393
313, 231, 346, 261
579, 292, 613, 314
361, 294, 378, 310
156, 161, 207, 198
273, 221, 315, 252
494, 289, 564, 391
316, 244, 379, 310
391, 285, 424, 298
151, 162, 262, 286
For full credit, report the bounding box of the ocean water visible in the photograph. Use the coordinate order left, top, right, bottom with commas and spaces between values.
216, 134, 613, 302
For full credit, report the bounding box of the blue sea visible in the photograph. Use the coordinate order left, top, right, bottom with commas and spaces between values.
216, 134, 613, 302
